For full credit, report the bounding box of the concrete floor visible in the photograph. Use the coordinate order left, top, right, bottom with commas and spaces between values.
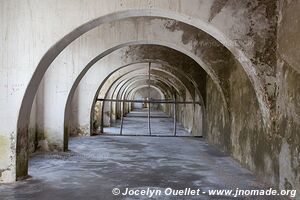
104, 109, 190, 136
0, 111, 287, 200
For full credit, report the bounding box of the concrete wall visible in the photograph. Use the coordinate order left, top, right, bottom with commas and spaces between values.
0, 1, 298, 196
276, 0, 300, 193
204, 0, 300, 194
133, 88, 162, 110
206, 76, 230, 152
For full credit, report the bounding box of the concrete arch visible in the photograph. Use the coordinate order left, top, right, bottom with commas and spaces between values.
89, 62, 190, 116
96, 61, 200, 99
127, 85, 172, 116
117, 71, 187, 101
122, 80, 201, 135
114, 77, 176, 123
92, 59, 204, 115
125, 83, 170, 113
96, 80, 171, 134
102, 75, 178, 127
114, 75, 183, 111
65, 40, 223, 136
37, 38, 222, 155
113, 74, 188, 120
118, 76, 182, 102
66, 42, 212, 138
118, 69, 193, 103
16, 9, 262, 179
95, 68, 175, 129
130, 85, 165, 101
92, 61, 206, 135
119, 78, 177, 111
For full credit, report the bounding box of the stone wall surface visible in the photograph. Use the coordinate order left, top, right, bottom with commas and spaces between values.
0, 1, 298, 197
276, 0, 300, 194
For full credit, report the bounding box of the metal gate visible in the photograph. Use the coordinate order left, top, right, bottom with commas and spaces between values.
96, 63, 201, 137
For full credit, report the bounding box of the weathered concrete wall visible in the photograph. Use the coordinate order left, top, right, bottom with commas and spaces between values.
192, 94, 203, 137
228, 58, 275, 183
177, 90, 194, 133
276, 0, 300, 194
206, 76, 230, 152
206, 54, 279, 187
0, 0, 277, 182
133, 88, 162, 110
0, 1, 298, 194
276, 63, 300, 194
206, 0, 300, 194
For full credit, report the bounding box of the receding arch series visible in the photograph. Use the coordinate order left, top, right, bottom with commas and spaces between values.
16, 9, 264, 180
90, 62, 205, 134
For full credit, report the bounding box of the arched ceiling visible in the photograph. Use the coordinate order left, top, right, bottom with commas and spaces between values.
17, 11, 265, 180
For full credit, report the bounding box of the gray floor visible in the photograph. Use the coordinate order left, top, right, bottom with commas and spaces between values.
0, 111, 287, 200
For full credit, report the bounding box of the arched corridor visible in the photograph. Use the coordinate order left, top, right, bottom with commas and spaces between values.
0, 0, 299, 199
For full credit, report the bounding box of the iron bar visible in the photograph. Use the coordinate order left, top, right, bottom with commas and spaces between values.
173, 100, 177, 136
100, 101, 104, 133
148, 62, 151, 136
102, 134, 203, 138
97, 98, 200, 104
120, 101, 125, 135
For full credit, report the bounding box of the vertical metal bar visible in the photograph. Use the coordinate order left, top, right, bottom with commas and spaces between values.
173, 100, 177, 136
100, 101, 104, 133
120, 101, 124, 135
148, 62, 151, 136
